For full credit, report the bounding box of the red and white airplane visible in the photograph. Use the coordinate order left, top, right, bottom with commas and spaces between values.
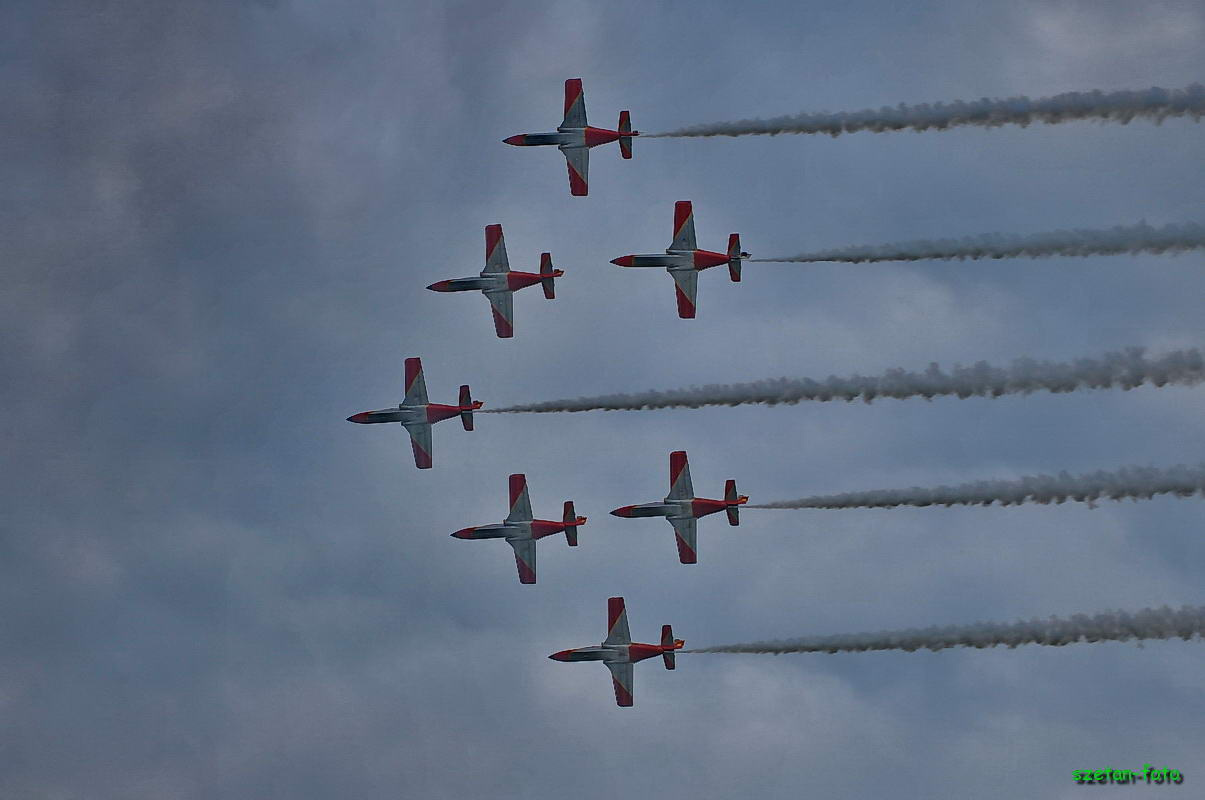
346, 357, 482, 470
427, 225, 563, 339
611, 201, 749, 319
450, 474, 587, 584
610, 451, 748, 564
549, 597, 683, 707
503, 78, 637, 196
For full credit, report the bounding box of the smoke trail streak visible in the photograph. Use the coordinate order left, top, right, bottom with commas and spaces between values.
645, 83, 1205, 138
480, 348, 1204, 413
752, 222, 1205, 264
683, 605, 1205, 654
749, 463, 1205, 510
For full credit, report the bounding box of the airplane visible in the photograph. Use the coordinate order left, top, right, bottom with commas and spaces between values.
503, 78, 637, 196
427, 224, 563, 339
610, 450, 748, 564
549, 596, 684, 707
610, 200, 749, 319
346, 357, 482, 470
450, 473, 587, 584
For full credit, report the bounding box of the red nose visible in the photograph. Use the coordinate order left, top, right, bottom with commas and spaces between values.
548, 649, 574, 661
503, 134, 526, 145
427, 280, 452, 292
346, 412, 372, 424
450, 528, 476, 539
610, 256, 636, 267
610, 506, 636, 518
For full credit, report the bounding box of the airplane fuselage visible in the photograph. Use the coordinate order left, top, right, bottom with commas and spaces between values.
610, 496, 733, 520
451, 519, 576, 542
549, 642, 671, 664
427, 270, 552, 294
346, 402, 467, 426
504, 126, 627, 150
611, 247, 732, 271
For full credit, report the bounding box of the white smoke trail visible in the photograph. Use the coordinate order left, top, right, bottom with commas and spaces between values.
752, 222, 1205, 264
481, 348, 1204, 413
749, 463, 1205, 510
684, 605, 1205, 654
645, 83, 1204, 138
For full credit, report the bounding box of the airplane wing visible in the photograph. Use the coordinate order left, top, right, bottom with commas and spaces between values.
484, 224, 509, 274
670, 201, 697, 251
485, 290, 514, 338
403, 357, 429, 407
667, 450, 694, 500
562, 78, 587, 129
404, 421, 433, 469
562, 146, 589, 196
670, 269, 698, 319
505, 473, 534, 523
606, 661, 634, 707
669, 517, 698, 564
603, 596, 631, 646
508, 537, 537, 584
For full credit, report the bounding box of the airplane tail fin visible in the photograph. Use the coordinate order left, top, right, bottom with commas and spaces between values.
661, 624, 681, 670
618, 111, 634, 159
459, 385, 475, 431
563, 501, 584, 546
725, 478, 748, 526
727, 233, 745, 282
540, 252, 557, 299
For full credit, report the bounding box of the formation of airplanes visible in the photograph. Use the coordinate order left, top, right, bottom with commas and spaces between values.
348, 79, 753, 707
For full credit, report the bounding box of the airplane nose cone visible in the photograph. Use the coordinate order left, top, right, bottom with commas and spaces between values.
450, 528, 476, 539
503, 134, 526, 145
346, 412, 371, 424
549, 650, 572, 661
610, 256, 636, 267
426, 280, 451, 292
609, 506, 633, 518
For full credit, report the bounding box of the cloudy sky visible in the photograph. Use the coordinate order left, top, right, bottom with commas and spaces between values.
3, 0, 1204, 797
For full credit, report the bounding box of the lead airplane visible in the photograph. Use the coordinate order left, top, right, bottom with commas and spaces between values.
549, 597, 684, 707
503, 78, 637, 196
610, 201, 749, 319
345, 357, 482, 470
610, 450, 748, 564
450, 474, 587, 584
426, 224, 562, 339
